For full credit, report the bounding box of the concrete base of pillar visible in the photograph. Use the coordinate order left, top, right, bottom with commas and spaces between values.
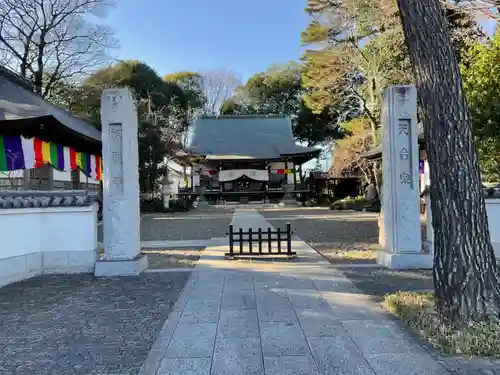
377, 250, 433, 269
94, 254, 148, 276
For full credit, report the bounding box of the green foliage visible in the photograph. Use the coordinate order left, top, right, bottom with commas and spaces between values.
301, 0, 401, 121
85, 60, 185, 108
164, 71, 205, 110
221, 62, 345, 146
333, 195, 365, 205
68, 61, 194, 194
361, 30, 414, 88
300, 0, 483, 120
331, 117, 374, 180
300, 0, 486, 182
461, 31, 500, 182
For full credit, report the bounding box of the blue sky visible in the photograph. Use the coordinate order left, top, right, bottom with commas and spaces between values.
105, 0, 310, 82
105, 1, 497, 84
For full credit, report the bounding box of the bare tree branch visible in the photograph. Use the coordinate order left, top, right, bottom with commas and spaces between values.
201, 69, 241, 115
0, 0, 118, 96
440, 0, 500, 20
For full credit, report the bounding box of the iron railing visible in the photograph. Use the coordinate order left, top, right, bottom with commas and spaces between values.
226, 223, 296, 258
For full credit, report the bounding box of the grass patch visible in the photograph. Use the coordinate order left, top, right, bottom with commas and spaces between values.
384, 291, 500, 357
336, 250, 376, 261
334, 195, 365, 205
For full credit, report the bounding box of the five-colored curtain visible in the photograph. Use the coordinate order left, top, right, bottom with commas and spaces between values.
0, 135, 102, 181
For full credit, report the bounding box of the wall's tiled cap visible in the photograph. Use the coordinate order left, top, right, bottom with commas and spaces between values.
0, 190, 99, 209
421, 186, 500, 199
484, 187, 500, 198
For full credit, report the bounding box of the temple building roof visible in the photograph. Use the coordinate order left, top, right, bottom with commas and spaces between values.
362, 131, 426, 161
185, 115, 321, 163
0, 66, 101, 155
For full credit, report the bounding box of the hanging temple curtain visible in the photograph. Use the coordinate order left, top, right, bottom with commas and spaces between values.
0, 135, 102, 181
218, 169, 269, 182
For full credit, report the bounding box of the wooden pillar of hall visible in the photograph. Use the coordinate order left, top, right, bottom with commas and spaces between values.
293, 159, 297, 191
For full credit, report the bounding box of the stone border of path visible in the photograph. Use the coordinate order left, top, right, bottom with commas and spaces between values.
138, 270, 199, 374
96, 238, 229, 253
141, 238, 228, 249
138, 209, 454, 375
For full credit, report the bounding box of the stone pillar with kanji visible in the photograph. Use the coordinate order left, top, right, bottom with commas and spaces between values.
377, 85, 432, 269
95, 88, 148, 276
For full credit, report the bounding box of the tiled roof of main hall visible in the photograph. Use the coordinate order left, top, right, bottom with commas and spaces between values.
185, 115, 320, 159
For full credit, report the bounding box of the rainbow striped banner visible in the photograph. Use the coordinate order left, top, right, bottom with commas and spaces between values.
271, 168, 293, 174
0, 135, 102, 180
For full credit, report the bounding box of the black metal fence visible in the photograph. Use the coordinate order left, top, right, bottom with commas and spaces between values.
226, 223, 296, 258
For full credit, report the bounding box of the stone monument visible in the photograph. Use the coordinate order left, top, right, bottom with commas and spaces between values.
377, 85, 432, 269
95, 88, 148, 276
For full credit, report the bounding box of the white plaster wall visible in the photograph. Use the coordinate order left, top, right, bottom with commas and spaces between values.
53, 169, 99, 184
485, 199, 500, 257
164, 174, 182, 195
270, 162, 285, 170
423, 196, 500, 258
52, 169, 71, 182
0, 205, 98, 287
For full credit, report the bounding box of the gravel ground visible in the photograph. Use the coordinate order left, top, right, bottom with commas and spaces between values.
259, 208, 379, 247
0, 272, 190, 375
141, 247, 205, 269
259, 208, 427, 261
97, 208, 234, 243
140, 208, 234, 241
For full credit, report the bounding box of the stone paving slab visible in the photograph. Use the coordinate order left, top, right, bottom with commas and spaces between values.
157, 358, 211, 375
308, 335, 375, 374
342, 320, 423, 355
218, 309, 260, 338
264, 356, 320, 375
179, 299, 221, 324
140, 209, 451, 375
211, 337, 264, 375
296, 309, 347, 337
261, 320, 310, 356
365, 353, 451, 375
165, 322, 217, 358
221, 289, 256, 310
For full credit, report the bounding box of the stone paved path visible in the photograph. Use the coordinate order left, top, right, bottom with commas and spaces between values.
140, 209, 451, 375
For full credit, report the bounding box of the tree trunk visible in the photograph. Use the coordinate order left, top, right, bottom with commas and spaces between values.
396, 0, 500, 323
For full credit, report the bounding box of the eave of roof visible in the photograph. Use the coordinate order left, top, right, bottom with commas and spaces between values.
0, 66, 101, 153
362, 132, 425, 161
